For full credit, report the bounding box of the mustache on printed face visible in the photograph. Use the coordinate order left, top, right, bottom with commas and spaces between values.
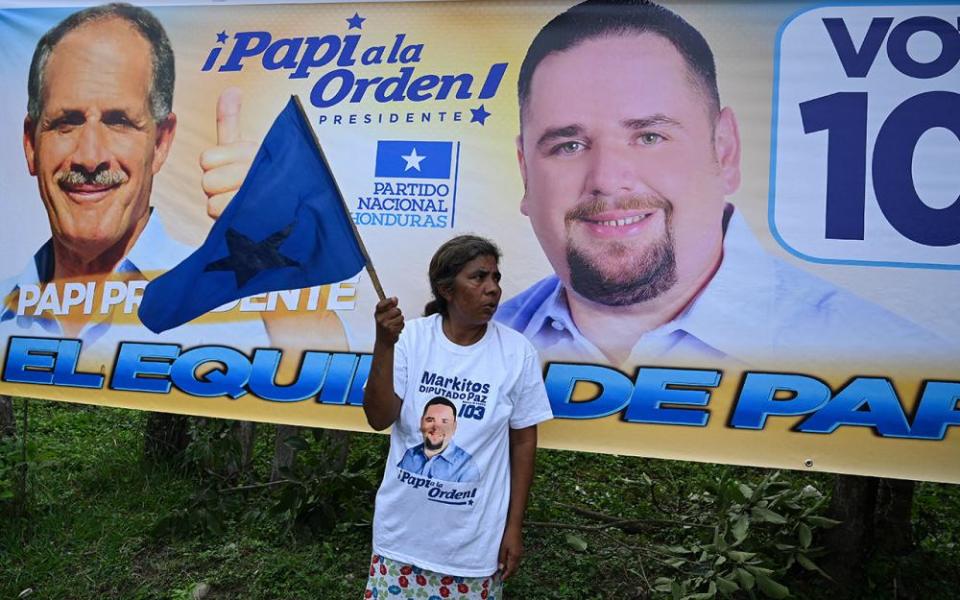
564, 193, 672, 224
55, 166, 129, 189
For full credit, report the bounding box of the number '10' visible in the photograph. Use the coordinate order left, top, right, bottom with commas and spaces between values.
800, 91, 960, 247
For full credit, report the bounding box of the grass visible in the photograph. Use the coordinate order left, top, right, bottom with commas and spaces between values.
1, 399, 958, 599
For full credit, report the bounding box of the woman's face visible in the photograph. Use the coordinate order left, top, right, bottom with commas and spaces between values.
442, 254, 502, 326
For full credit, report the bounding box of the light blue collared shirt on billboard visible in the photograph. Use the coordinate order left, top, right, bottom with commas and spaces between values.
0, 211, 270, 362
496, 206, 952, 368
397, 441, 480, 483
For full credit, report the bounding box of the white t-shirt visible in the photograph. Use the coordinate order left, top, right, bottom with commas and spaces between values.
372, 314, 553, 577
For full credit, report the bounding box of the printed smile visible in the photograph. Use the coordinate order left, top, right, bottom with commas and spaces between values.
63, 185, 116, 202
56, 169, 128, 203
590, 214, 649, 228
578, 210, 658, 238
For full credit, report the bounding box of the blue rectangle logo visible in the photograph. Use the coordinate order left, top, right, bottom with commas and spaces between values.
375, 140, 453, 179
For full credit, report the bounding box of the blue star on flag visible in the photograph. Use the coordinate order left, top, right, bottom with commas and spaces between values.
346, 12, 365, 29
216, 30, 228, 44
470, 104, 491, 125
204, 224, 300, 288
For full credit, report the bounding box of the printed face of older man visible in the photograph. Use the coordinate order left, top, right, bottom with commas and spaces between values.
23, 17, 175, 276
517, 33, 740, 307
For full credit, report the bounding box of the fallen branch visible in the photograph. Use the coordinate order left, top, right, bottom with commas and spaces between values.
218, 479, 296, 494
557, 502, 713, 532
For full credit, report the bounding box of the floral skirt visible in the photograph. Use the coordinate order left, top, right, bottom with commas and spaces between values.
364, 553, 503, 599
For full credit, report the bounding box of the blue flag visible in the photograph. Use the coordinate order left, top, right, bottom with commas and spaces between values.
138, 97, 366, 334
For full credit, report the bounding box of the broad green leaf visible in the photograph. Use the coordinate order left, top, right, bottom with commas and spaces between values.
689, 583, 718, 600
806, 516, 842, 528
735, 567, 755, 590
752, 507, 787, 524
745, 565, 774, 576
564, 533, 588, 552
726, 550, 756, 563
732, 516, 749, 542
774, 543, 795, 551
796, 553, 831, 580
715, 576, 739, 594
738, 483, 754, 500
756, 575, 789, 599
798, 523, 812, 548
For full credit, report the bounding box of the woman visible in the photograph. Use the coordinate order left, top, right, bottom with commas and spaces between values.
363, 235, 553, 599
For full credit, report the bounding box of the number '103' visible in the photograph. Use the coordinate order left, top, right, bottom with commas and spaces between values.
800, 91, 960, 247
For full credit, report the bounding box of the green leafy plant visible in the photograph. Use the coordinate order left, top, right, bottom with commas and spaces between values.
182, 419, 246, 480
152, 428, 377, 540
650, 472, 838, 599
266, 434, 377, 536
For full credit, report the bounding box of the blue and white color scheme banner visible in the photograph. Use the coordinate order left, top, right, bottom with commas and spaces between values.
0, 0, 957, 483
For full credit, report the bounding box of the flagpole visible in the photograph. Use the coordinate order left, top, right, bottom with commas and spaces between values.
291, 95, 387, 302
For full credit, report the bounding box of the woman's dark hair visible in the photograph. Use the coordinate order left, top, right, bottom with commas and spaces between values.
424, 235, 501, 317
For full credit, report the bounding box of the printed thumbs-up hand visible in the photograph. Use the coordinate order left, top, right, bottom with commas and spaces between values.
199, 87, 259, 219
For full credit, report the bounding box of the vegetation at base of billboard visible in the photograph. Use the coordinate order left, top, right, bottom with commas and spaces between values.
152, 424, 376, 540
525, 468, 837, 600
648, 472, 839, 599
264, 434, 377, 536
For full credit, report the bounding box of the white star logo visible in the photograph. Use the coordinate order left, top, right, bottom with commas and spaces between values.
401, 147, 426, 172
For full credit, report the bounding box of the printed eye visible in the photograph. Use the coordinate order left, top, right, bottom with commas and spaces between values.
103, 112, 134, 128
48, 113, 84, 132
551, 140, 586, 156
638, 132, 665, 145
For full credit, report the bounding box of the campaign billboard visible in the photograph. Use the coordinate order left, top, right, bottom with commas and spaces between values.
0, 1, 957, 482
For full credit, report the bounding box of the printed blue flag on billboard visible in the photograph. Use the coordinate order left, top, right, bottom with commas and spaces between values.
138, 97, 366, 334
374, 140, 453, 179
